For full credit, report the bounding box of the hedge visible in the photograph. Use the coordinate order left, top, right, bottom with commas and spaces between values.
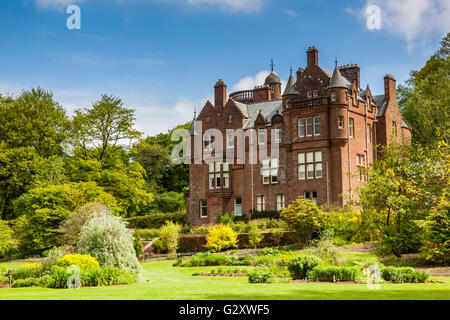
125, 211, 187, 229
308, 266, 361, 282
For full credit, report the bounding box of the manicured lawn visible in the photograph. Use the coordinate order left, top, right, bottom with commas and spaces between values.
1, 260, 449, 300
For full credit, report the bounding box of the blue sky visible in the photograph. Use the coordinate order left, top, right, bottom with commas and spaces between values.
0, 0, 448, 135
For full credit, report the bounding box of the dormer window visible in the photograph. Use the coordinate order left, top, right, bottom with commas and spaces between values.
313, 90, 319, 98
307, 90, 313, 99
228, 114, 232, 122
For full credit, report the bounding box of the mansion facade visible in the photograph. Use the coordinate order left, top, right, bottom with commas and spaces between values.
185, 46, 411, 226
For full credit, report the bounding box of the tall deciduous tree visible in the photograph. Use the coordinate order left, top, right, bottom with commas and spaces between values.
398, 33, 450, 146
0, 88, 70, 158
71, 94, 141, 162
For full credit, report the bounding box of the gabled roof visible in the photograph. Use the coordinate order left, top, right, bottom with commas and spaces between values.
373, 94, 387, 116
242, 99, 283, 129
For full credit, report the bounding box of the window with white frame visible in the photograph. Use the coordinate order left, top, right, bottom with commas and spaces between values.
274, 125, 282, 143
298, 118, 305, 137
314, 116, 321, 135
356, 154, 365, 182
313, 90, 319, 98
258, 128, 266, 145
304, 191, 317, 205
227, 132, 234, 149
299, 117, 320, 137
306, 117, 313, 136
256, 195, 265, 212
276, 195, 285, 212
307, 90, 312, 99
338, 116, 344, 129
208, 162, 230, 189
298, 151, 323, 180
200, 200, 207, 218
262, 158, 278, 184
234, 198, 242, 216
349, 118, 354, 138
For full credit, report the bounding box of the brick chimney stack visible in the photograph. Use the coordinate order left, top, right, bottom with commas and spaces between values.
214, 79, 227, 108
384, 74, 396, 102
307, 46, 319, 68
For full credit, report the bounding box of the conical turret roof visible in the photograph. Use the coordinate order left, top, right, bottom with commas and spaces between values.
283, 68, 299, 95
326, 63, 351, 89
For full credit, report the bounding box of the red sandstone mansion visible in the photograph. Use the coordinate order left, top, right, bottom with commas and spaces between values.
185, 46, 411, 226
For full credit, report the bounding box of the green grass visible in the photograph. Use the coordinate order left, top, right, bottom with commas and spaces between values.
1, 260, 449, 300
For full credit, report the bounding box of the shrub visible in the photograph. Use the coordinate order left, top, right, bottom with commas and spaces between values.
77, 213, 141, 272
11, 267, 42, 280
181, 252, 251, 267
286, 255, 322, 280
191, 226, 210, 234
280, 197, 323, 244
152, 239, 165, 253
204, 225, 238, 252
381, 266, 429, 283
41, 246, 75, 271
308, 266, 361, 282
248, 270, 276, 283
421, 205, 450, 265
216, 212, 235, 224
58, 202, 111, 246
269, 230, 285, 247
12, 277, 40, 288
159, 221, 181, 259
80, 267, 138, 287
311, 231, 344, 266
125, 211, 187, 229
248, 225, 263, 249
0, 219, 18, 258
46, 266, 71, 288
258, 248, 285, 256
135, 228, 160, 240
14, 182, 119, 252
56, 254, 100, 269
249, 211, 280, 220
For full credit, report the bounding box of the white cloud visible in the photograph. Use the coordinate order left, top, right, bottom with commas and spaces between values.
231, 70, 287, 93
34, 0, 85, 11
186, 0, 264, 13
352, 0, 450, 49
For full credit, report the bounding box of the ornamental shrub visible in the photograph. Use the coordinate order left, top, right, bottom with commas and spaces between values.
286, 255, 322, 280
80, 267, 138, 287
77, 213, 141, 272
308, 266, 361, 282
58, 202, 112, 246
11, 267, 42, 280
248, 225, 263, 249
311, 231, 344, 266
41, 245, 75, 271
204, 225, 238, 253
381, 266, 429, 283
181, 252, 251, 267
247, 270, 276, 283
216, 212, 235, 224
12, 277, 40, 288
159, 221, 181, 259
56, 254, 100, 269
420, 204, 450, 265
133, 231, 143, 259
280, 197, 323, 245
